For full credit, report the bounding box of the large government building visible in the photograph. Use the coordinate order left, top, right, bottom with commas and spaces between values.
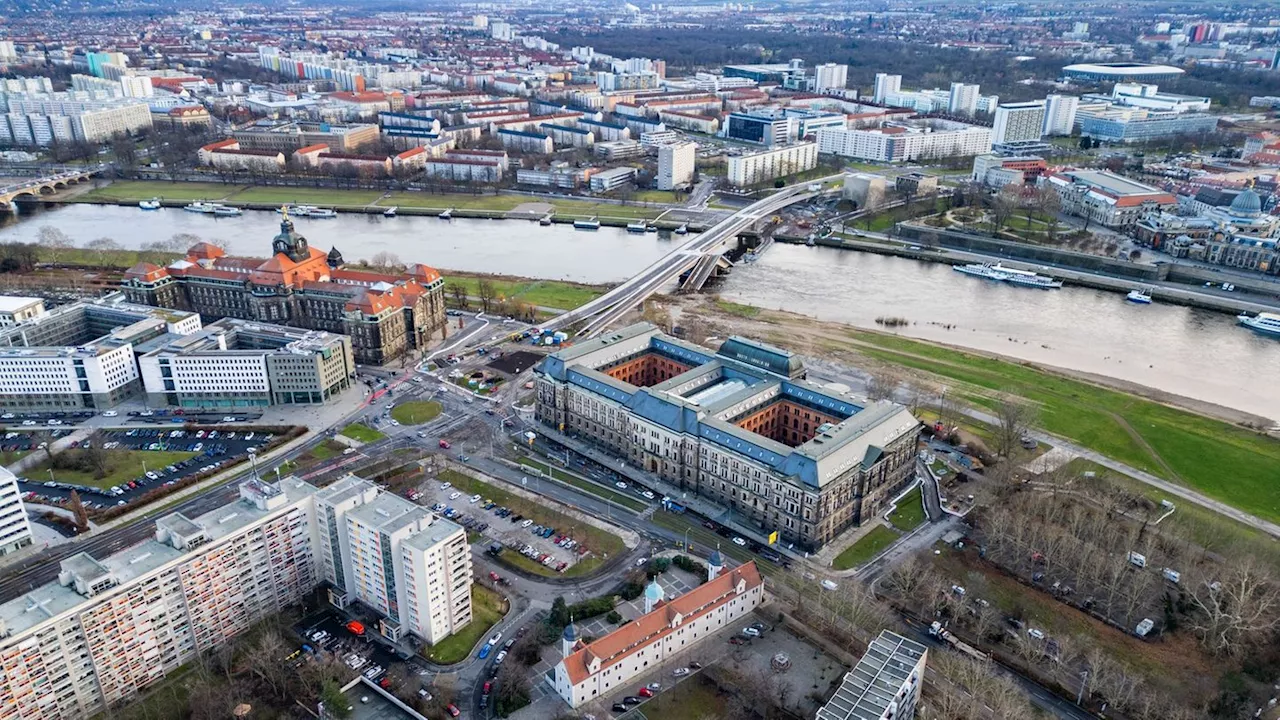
122, 214, 446, 365
535, 324, 919, 550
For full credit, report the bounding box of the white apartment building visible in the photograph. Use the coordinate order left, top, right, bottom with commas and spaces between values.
1042, 94, 1079, 136
657, 142, 696, 190
726, 142, 818, 187
553, 563, 763, 708
0, 296, 44, 327
424, 158, 503, 183
0, 467, 33, 557
816, 121, 992, 162
873, 73, 901, 103
948, 82, 980, 115
813, 63, 849, 92
0, 93, 151, 145
992, 101, 1047, 145
817, 631, 929, 720
0, 477, 318, 719
315, 476, 473, 645
0, 299, 201, 411
0, 42, 16, 61
119, 75, 153, 99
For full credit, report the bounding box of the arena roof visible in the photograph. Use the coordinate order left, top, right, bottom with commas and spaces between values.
1062, 62, 1185, 80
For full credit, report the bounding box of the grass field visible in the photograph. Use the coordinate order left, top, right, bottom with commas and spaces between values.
35, 450, 199, 490
849, 330, 1280, 524
437, 469, 623, 577
713, 299, 762, 319
226, 186, 383, 206
77, 181, 243, 203
831, 525, 899, 571
517, 457, 646, 511
390, 401, 443, 425
421, 585, 507, 664
377, 192, 663, 220
442, 274, 606, 311
339, 423, 384, 443
888, 486, 926, 532
630, 189, 682, 204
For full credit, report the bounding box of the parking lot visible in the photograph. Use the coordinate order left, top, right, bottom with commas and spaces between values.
1, 407, 264, 428
414, 477, 586, 575
17, 426, 282, 512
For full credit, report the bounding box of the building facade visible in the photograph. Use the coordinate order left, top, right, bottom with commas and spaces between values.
726, 142, 818, 187
535, 325, 919, 551
992, 101, 1046, 145
1042, 95, 1079, 136
657, 142, 696, 190
122, 218, 446, 365
1043, 169, 1178, 228
0, 467, 33, 557
816, 122, 991, 163
553, 563, 764, 708
817, 631, 928, 720
0, 297, 44, 327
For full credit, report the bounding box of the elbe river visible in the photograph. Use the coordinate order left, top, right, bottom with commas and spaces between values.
2, 204, 1278, 421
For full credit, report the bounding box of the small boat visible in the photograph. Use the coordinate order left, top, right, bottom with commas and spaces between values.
539, 214, 553, 226
212, 204, 242, 216
438, 209, 453, 220
1126, 288, 1152, 304
383, 207, 397, 217
184, 202, 216, 214
306, 207, 337, 218
675, 224, 688, 235
626, 221, 647, 233
574, 218, 600, 231
138, 198, 161, 210
645, 224, 658, 233
1238, 312, 1280, 337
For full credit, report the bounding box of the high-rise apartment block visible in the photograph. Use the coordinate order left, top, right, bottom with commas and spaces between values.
813, 63, 849, 92
817, 631, 929, 720
657, 142, 696, 190
992, 101, 1047, 145
1042, 94, 1080, 136
0, 474, 472, 718
873, 73, 901, 103
0, 467, 33, 557
948, 82, 980, 115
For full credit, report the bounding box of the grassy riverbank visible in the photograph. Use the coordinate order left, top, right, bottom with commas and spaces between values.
74, 180, 670, 220
687, 296, 1280, 525
440, 271, 609, 311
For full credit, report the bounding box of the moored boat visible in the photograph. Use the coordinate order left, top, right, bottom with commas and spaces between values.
438, 208, 453, 219
211, 204, 242, 216
184, 202, 216, 213
626, 221, 647, 233
138, 198, 161, 210
953, 262, 1061, 289
383, 207, 397, 217
1126, 288, 1153, 304
574, 218, 600, 230
1238, 312, 1280, 338
675, 224, 688, 235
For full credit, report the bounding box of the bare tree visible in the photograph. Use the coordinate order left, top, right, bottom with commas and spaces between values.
37, 226, 75, 263
68, 490, 89, 532
993, 399, 1035, 458
1187, 556, 1280, 656
865, 370, 900, 402
84, 237, 121, 266
477, 279, 495, 313
447, 282, 468, 309
989, 186, 1019, 234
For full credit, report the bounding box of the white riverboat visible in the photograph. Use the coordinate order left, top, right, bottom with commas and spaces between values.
138, 198, 161, 210
1126, 288, 1153, 304
574, 218, 600, 230
212, 205, 242, 216
1238, 312, 1280, 338
953, 262, 1062, 289
183, 202, 216, 214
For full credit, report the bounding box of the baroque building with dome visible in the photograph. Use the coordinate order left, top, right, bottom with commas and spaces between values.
122, 213, 446, 364
1135, 186, 1280, 275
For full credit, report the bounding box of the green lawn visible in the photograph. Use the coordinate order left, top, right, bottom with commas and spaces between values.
421, 585, 507, 664
308, 440, 344, 461
850, 331, 1280, 524
627, 675, 725, 720
437, 469, 623, 577
517, 457, 646, 511
378, 192, 662, 220
630, 189, 682, 204
391, 401, 443, 425
714, 299, 761, 318
77, 180, 244, 203
832, 525, 899, 571
888, 486, 926, 532
443, 275, 606, 311
339, 423, 385, 443
35, 450, 199, 490
226, 186, 383, 206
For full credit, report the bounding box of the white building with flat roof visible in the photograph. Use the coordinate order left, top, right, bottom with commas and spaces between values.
657, 142, 696, 190
0, 467, 32, 557
726, 142, 818, 187
0, 296, 44, 327
817, 630, 928, 720
1042, 95, 1079, 136
817, 120, 992, 162
992, 101, 1046, 145
873, 73, 901, 103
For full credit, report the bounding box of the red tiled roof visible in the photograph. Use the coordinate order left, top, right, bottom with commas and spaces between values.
124, 262, 168, 282
187, 242, 225, 260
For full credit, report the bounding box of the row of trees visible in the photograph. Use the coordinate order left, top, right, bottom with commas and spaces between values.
445, 280, 538, 321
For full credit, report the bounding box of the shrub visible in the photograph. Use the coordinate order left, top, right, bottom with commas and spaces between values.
606, 611, 622, 624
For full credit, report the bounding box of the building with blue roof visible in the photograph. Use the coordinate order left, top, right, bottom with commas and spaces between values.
535, 323, 919, 550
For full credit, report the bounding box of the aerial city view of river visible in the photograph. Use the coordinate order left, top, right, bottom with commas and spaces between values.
0, 203, 671, 284
3, 203, 1278, 420
719, 244, 1280, 422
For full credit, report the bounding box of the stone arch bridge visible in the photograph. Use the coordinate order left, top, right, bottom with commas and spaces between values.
0, 167, 103, 212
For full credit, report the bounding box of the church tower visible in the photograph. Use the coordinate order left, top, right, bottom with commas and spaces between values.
271, 209, 310, 261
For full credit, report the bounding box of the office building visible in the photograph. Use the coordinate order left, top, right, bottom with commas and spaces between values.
498, 128, 554, 154
813, 63, 849, 93
315, 476, 472, 644
971, 154, 1048, 187
138, 318, 354, 409
1079, 110, 1219, 143
535, 324, 919, 550
873, 73, 901, 104
0, 477, 319, 718
991, 101, 1046, 145
0, 297, 202, 411
657, 142, 696, 190
1042, 95, 1079, 136
232, 121, 379, 153
724, 109, 793, 146
553, 563, 764, 708
816, 631, 929, 720
588, 167, 638, 193
1043, 169, 1178, 228
0, 467, 33, 557
726, 142, 818, 187
1098, 83, 1211, 115
0, 296, 44, 327
425, 157, 503, 183
816, 121, 991, 163
122, 218, 446, 365
948, 83, 980, 115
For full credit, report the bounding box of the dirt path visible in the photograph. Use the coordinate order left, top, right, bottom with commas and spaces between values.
1106, 410, 1182, 482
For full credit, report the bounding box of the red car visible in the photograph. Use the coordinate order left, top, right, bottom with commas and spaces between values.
446, 704, 461, 718
483, 681, 492, 695
439, 439, 451, 449
639, 687, 654, 698
489, 571, 501, 582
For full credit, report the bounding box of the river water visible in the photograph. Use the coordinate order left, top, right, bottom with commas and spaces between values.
0, 204, 671, 284
718, 244, 1280, 422
2, 203, 1278, 420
